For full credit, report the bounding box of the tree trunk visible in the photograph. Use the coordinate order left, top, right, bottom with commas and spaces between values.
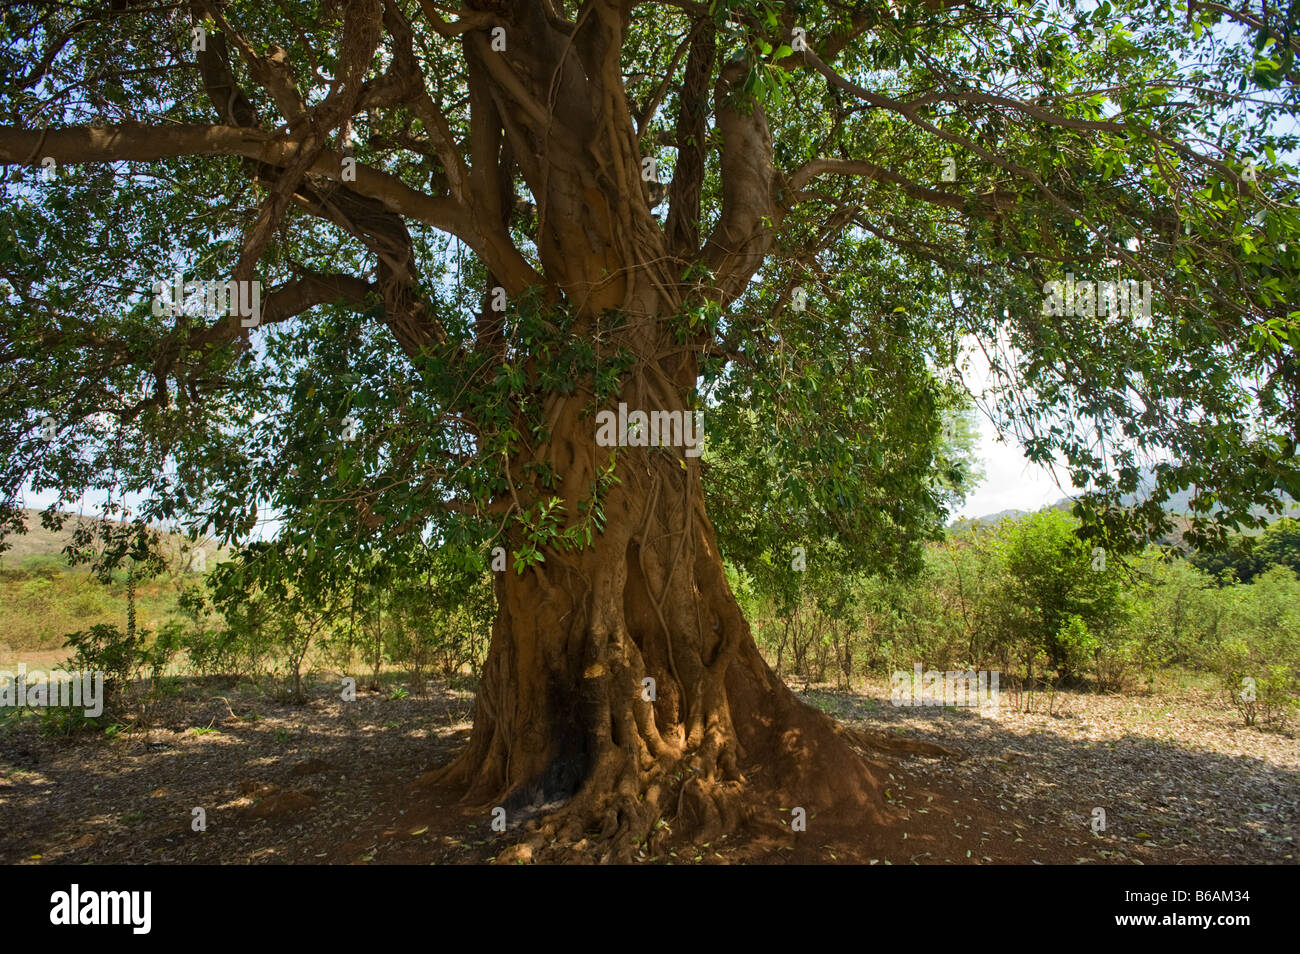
368, 591, 383, 691
434, 374, 886, 860
422, 27, 891, 856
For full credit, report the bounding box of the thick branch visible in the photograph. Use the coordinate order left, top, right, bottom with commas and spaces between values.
0, 124, 467, 232
698, 65, 777, 304
788, 158, 966, 211
664, 19, 714, 260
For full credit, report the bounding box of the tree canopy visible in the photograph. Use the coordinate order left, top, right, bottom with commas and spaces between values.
1, 0, 1296, 567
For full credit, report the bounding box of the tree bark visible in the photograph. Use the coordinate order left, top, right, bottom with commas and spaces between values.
434, 366, 886, 860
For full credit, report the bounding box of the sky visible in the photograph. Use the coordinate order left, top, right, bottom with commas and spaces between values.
948, 332, 1083, 521
951, 416, 1077, 520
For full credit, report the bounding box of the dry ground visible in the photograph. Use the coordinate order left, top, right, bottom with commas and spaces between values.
804, 677, 1299, 865
0, 673, 1295, 864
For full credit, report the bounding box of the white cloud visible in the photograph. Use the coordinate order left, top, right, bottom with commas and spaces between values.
952, 414, 1079, 519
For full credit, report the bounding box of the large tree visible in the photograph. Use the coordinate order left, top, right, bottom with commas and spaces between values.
2, 0, 1298, 859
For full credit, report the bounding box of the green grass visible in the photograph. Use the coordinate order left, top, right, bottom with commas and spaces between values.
0, 558, 187, 659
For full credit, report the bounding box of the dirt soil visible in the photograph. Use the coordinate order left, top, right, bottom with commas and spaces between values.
1, 675, 1295, 864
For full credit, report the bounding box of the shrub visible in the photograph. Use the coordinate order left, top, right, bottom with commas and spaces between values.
992, 509, 1128, 683
1212, 566, 1300, 730
61, 622, 151, 706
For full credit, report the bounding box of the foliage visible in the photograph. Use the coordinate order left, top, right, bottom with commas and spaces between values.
992, 509, 1127, 681
61, 622, 151, 708
1192, 517, 1300, 583
0, 0, 1297, 599
746, 507, 1300, 730
1211, 566, 1300, 730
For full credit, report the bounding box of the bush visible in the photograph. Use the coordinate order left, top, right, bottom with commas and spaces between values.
1212, 566, 1300, 729
387, 569, 493, 686
1057, 614, 1099, 681
991, 509, 1128, 684
1126, 554, 1222, 673
68, 590, 109, 619
169, 587, 245, 680
61, 622, 152, 706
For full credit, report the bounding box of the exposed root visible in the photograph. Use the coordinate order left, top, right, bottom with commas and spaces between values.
842, 726, 968, 760
432, 382, 919, 863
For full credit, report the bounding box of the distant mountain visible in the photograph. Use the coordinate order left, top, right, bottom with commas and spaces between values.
960, 470, 1298, 530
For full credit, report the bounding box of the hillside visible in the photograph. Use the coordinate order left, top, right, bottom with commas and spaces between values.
0, 509, 221, 568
